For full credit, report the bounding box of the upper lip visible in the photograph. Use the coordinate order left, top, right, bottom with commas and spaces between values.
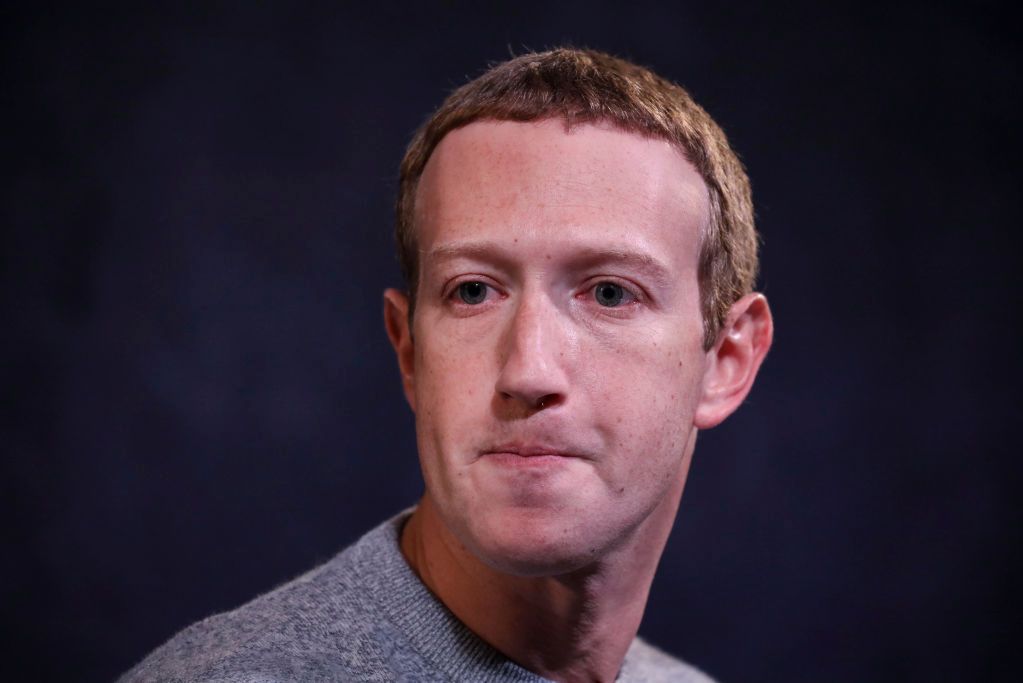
483, 442, 586, 459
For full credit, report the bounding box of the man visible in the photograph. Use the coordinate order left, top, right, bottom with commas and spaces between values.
120, 47, 772, 683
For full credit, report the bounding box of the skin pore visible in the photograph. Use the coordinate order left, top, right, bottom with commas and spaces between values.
384, 119, 772, 682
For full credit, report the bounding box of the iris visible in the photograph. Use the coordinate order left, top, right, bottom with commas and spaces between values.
458, 281, 488, 304
594, 282, 625, 307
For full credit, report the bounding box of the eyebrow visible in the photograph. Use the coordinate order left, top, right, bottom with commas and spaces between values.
424, 240, 675, 288
425, 241, 518, 270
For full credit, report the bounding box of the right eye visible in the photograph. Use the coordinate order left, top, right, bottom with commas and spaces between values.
456, 281, 489, 305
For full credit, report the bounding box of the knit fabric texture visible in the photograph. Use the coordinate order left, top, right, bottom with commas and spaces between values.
118, 511, 715, 682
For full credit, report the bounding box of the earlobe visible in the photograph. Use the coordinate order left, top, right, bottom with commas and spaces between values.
694, 293, 773, 429
383, 288, 417, 411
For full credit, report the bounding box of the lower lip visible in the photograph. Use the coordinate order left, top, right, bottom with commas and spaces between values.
483, 452, 576, 468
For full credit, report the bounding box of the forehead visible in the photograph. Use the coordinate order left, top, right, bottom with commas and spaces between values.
414, 119, 709, 270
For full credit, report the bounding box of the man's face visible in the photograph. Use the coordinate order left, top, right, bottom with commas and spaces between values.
396, 119, 714, 576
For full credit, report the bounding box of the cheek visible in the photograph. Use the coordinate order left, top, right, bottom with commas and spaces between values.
586, 338, 704, 467
413, 329, 494, 438
589, 328, 705, 408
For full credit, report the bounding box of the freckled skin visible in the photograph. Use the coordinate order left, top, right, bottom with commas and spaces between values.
405, 119, 712, 576
385, 116, 774, 682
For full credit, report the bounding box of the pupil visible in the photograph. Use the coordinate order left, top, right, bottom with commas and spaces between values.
459, 282, 486, 304
596, 282, 623, 307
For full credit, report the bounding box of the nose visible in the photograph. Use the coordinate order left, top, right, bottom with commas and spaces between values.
494, 291, 570, 412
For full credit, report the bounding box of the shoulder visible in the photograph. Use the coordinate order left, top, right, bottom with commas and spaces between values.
619, 637, 717, 683
117, 519, 409, 683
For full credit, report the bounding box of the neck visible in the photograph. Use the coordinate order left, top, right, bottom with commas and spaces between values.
400, 477, 687, 683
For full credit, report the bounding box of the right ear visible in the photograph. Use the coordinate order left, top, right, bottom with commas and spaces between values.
383, 288, 416, 411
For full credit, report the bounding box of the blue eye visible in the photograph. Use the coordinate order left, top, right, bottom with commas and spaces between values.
593, 281, 626, 307
458, 281, 488, 305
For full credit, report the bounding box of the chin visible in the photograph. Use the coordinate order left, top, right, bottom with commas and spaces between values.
461, 507, 610, 577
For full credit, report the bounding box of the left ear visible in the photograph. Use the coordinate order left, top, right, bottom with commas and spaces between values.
694, 293, 773, 429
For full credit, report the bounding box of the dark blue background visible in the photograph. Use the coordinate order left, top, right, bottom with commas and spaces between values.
4, 2, 1019, 681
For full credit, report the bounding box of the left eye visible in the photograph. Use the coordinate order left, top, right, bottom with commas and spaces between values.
593, 281, 628, 307
457, 281, 489, 305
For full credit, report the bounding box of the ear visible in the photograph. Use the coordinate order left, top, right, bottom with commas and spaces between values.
383, 288, 416, 412
694, 293, 773, 429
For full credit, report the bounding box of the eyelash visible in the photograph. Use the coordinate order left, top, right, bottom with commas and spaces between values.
586, 279, 638, 303
444, 278, 503, 308
578, 279, 644, 318
442, 277, 645, 313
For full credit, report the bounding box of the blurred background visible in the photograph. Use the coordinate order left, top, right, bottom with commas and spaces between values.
3, 2, 1019, 681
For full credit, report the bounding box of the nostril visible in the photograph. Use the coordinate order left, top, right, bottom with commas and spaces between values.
535, 394, 560, 410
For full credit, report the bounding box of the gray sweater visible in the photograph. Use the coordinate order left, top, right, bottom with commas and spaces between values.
119, 512, 714, 682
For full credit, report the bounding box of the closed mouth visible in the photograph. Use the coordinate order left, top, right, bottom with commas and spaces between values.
481, 443, 586, 460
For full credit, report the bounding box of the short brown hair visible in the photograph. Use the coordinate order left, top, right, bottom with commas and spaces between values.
396, 47, 758, 349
